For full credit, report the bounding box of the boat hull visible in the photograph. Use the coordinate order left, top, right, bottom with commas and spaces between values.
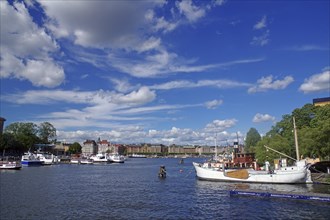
193, 162, 309, 184
21, 160, 44, 167
0, 161, 22, 170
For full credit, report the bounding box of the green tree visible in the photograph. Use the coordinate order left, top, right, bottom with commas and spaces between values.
255, 103, 330, 163
38, 122, 57, 144
4, 122, 40, 151
0, 133, 24, 156
68, 142, 82, 154
255, 134, 293, 166
245, 128, 261, 153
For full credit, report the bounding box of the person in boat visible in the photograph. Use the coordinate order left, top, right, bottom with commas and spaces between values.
159, 165, 166, 178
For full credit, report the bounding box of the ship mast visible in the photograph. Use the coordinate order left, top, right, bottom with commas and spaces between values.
293, 117, 300, 161
214, 133, 217, 160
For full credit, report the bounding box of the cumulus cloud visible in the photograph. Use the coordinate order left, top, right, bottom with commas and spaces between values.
251, 15, 270, 46
253, 15, 267, 30
250, 30, 270, 46
176, 0, 206, 23
54, 117, 239, 145
0, 1, 65, 87
253, 113, 275, 123
205, 119, 237, 133
299, 69, 330, 93
205, 99, 223, 109
248, 75, 294, 93
2, 87, 155, 106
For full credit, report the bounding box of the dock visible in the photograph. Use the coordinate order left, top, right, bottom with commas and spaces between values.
229, 189, 330, 202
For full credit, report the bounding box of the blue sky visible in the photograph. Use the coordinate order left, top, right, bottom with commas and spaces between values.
1, 0, 329, 145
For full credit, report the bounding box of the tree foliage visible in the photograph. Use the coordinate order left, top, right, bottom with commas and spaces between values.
38, 122, 57, 143
1, 122, 57, 154
68, 142, 82, 154
245, 128, 261, 153
254, 104, 330, 164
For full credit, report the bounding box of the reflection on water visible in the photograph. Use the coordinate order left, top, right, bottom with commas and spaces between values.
1, 158, 329, 220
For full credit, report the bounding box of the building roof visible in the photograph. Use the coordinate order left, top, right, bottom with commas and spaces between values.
313, 97, 330, 104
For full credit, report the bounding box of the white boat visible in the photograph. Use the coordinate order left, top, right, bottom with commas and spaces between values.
129, 154, 146, 158
193, 160, 311, 184
0, 160, 22, 170
36, 153, 59, 165
80, 157, 94, 165
90, 154, 110, 163
108, 153, 125, 163
193, 117, 312, 184
70, 157, 80, 164
21, 152, 44, 166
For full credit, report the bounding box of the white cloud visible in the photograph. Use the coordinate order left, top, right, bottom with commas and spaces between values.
176, 0, 206, 23
0, 1, 65, 87
205, 100, 223, 109
253, 113, 275, 123
299, 69, 330, 93
205, 119, 237, 133
2, 87, 155, 107
253, 15, 267, 30
39, 1, 147, 48
248, 75, 294, 93
150, 79, 251, 90
109, 55, 264, 78
251, 30, 270, 46
284, 45, 329, 51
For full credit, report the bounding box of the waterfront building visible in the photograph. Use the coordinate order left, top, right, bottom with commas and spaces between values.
313, 97, 330, 106
0, 117, 6, 135
98, 140, 111, 154
82, 140, 98, 156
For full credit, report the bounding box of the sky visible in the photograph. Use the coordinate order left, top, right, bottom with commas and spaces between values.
1, 0, 329, 146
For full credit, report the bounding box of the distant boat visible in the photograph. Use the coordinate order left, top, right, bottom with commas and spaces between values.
0, 159, 22, 170
80, 157, 94, 165
70, 157, 80, 164
129, 154, 146, 158
108, 153, 125, 163
90, 154, 110, 163
21, 152, 43, 166
36, 153, 60, 165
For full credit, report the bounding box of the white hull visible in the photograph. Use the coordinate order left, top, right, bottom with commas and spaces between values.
0, 161, 22, 170
90, 154, 110, 163
36, 153, 59, 165
80, 159, 93, 164
193, 162, 311, 184
108, 154, 125, 163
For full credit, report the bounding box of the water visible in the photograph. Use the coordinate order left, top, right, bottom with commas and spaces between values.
1, 158, 329, 219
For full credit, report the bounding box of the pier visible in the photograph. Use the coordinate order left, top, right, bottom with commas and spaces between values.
229, 189, 330, 202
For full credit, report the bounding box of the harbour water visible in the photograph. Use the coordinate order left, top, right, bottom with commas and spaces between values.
1, 157, 329, 219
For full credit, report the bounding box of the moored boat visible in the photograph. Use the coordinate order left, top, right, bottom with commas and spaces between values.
90, 153, 110, 163
193, 117, 313, 184
36, 153, 59, 165
80, 157, 94, 165
129, 154, 146, 158
70, 157, 80, 164
0, 160, 22, 170
21, 152, 43, 166
108, 153, 125, 163
193, 160, 311, 184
